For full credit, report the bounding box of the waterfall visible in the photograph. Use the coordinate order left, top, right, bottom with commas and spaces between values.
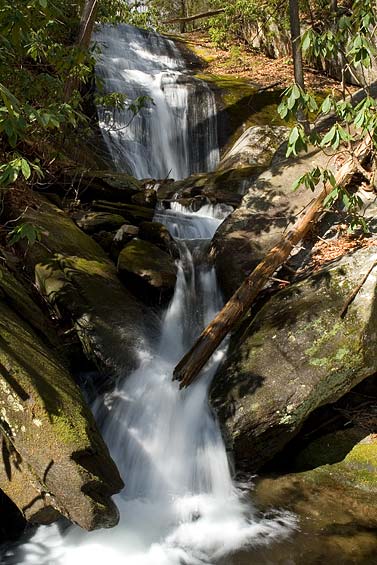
94, 24, 220, 179
5, 205, 295, 565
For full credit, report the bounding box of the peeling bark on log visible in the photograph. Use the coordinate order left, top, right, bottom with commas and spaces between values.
173, 137, 373, 388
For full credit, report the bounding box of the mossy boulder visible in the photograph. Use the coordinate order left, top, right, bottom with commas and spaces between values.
291, 428, 377, 491
254, 438, 377, 564
0, 299, 123, 530
20, 196, 147, 376
118, 239, 177, 301
210, 246, 377, 472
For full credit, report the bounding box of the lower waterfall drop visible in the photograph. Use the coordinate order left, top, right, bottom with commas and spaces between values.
7, 204, 296, 565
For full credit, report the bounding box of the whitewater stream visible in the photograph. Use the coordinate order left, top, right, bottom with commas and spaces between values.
4, 203, 295, 565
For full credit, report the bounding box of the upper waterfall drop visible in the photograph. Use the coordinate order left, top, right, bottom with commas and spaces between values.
94, 24, 220, 180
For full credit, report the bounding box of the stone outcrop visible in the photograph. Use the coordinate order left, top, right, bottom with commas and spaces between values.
0, 264, 123, 530
75, 211, 127, 234
210, 246, 377, 472
21, 195, 147, 376
118, 238, 177, 301
217, 125, 288, 171
210, 148, 336, 298
155, 126, 287, 210
139, 221, 180, 258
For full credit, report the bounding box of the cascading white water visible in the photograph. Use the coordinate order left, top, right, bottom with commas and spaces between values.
6, 205, 296, 565
94, 24, 220, 179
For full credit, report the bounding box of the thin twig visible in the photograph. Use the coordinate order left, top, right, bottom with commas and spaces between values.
340, 260, 377, 318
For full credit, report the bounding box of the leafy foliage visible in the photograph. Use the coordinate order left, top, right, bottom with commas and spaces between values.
0, 1, 95, 188
7, 222, 43, 246
276, 0, 377, 231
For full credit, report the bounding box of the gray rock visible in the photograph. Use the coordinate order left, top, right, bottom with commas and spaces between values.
217, 125, 288, 171
114, 224, 140, 243
139, 221, 180, 258
211, 148, 337, 298
210, 246, 377, 472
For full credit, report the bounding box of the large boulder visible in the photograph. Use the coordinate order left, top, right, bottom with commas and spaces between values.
217, 125, 288, 171
210, 246, 377, 472
210, 148, 337, 298
118, 239, 177, 301
19, 196, 147, 376
0, 271, 123, 530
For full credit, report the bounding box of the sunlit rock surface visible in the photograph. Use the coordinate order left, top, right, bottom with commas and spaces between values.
211, 246, 377, 471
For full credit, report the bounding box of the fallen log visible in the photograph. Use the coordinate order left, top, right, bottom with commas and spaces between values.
163, 8, 226, 25
173, 136, 373, 388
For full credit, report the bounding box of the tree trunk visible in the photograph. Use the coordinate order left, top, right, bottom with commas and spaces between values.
173, 137, 373, 389
289, 0, 310, 133
164, 8, 226, 25
180, 0, 187, 33
63, 0, 98, 102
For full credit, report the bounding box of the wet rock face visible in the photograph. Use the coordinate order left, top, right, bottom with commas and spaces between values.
210, 246, 377, 472
117, 238, 177, 302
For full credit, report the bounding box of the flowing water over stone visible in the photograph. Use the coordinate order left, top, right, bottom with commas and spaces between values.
5, 205, 295, 565
94, 24, 220, 179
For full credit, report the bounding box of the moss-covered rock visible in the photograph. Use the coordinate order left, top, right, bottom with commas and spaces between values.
20, 196, 147, 376
118, 239, 177, 301
210, 246, 377, 472
292, 429, 377, 491
196, 74, 288, 154
253, 449, 377, 564
0, 260, 58, 349
0, 299, 123, 530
